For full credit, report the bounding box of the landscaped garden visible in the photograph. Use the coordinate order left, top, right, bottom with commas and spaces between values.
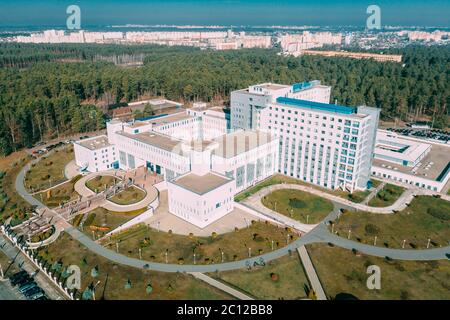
102, 221, 298, 265
30, 226, 55, 243
78, 207, 146, 239
108, 186, 146, 205
86, 175, 121, 193
235, 174, 376, 204
368, 183, 405, 207
331, 196, 450, 249
261, 189, 333, 224
212, 254, 310, 300
24, 146, 74, 192
36, 234, 232, 300
34, 174, 82, 208
307, 243, 450, 300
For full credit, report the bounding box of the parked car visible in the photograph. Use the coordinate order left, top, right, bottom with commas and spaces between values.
29, 291, 46, 300
24, 287, 43, 298
11, 275, 32, 287
19, 282, 37, 293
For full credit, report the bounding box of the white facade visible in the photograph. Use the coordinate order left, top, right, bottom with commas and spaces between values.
73, 136, 118, 172
167, 172, 234, 228
231, 81, 380, 192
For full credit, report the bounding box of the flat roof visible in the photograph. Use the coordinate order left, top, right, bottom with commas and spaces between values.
77, 136, 111, 151
149, 112, 194, 126
258, 83, 289, 90
172, 172, 232, 195
375, 132, 431, 163
276, 97, 357, 115
373, 142, 450, 181
119, 131, 185, 155
213, 130, 275, 158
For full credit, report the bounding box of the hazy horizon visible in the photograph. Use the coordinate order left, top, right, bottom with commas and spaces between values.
0, 0, 449, 28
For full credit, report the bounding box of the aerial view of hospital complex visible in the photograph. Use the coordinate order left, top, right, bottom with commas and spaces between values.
0, 0, 449, 305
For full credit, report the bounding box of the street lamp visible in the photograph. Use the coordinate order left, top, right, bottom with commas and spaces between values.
306, 215, 309, 224
402, 239, 406, 248
347, 229, 351, 240
271, 240, 274, 251
248, 247, 251, 258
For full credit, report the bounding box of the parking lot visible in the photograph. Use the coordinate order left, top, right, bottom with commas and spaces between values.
386, 127, 450, 143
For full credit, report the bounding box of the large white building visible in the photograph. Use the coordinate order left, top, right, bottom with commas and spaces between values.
75, 105, 277, 228
74, 79, 380, 227
231, 81, 380, 192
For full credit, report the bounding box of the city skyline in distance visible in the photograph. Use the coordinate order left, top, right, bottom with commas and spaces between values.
0, 0, 449, 28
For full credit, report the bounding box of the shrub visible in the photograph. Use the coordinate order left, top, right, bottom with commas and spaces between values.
288, 198, 307, 209
270, 273, 279, 281
364, 223, 380, 235
426, 207, 450, 221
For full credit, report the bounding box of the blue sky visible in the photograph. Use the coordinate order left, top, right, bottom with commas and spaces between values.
0, 0, 449, 27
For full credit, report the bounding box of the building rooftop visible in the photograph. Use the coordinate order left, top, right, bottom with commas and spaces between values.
172, 172, 232, 195
148, 112, 194, 126
375, 132, 431, 164
276, 97, 357, 115
213, 130, 275, 158
259, 83, 290, 91
119, 131, 185, 155
77, 135, 111, 151
373, 142, 450, 181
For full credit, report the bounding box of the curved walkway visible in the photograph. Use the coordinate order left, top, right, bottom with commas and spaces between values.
14, 163, 450, 274
243, 183, 416, 214
74, 171, 158, 212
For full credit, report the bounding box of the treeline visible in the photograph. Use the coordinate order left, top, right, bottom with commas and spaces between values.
0, 43, 448, 156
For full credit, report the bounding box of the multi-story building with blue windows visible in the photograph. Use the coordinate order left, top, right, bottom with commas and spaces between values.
231, 82, 380, 192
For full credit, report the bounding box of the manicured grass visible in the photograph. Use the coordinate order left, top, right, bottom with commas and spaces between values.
212, 254, 309, 300
103, 221, 298, 265
108, 186, 146, 205
235, 174, 371, 204
332, 196, 450, 249
81, 207, 142, 239
307, 243, 450, 300
30, 226, 55, 243
261, 189, 333, 224
24, 146, 74, 192
34, 179, 80, 208
371, 179, 382, 188
36, 234, 233, 300
0, 152, 33, 225
86, 175, 120, 193
368, 183, 405, 207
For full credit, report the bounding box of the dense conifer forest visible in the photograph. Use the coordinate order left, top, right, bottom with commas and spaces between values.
0, 43, 448, 155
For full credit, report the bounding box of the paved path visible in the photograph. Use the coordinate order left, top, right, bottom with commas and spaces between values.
362, 182, 386, 205
74, 170, 159, 213
15, 163, 450, 274
243, 183, 416, 214
189, 272, 254, 300
297, 246, 327, 300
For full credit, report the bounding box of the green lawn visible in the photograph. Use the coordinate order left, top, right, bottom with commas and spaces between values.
34, 176, 81, 208
108, 186, 146, 205
86, 175, 120, 193
24, 146, 74, 192
81, 207, 143, 239
235, 174, 371, 204
368, 183, 405, 207
103, 221, 297, 265
30, 226, 55, 243
261, 189, 333, 224
212, 254, 309, 300
332, 196, 450, 249
36, 234, 232, 300
308, 243, 450, 300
